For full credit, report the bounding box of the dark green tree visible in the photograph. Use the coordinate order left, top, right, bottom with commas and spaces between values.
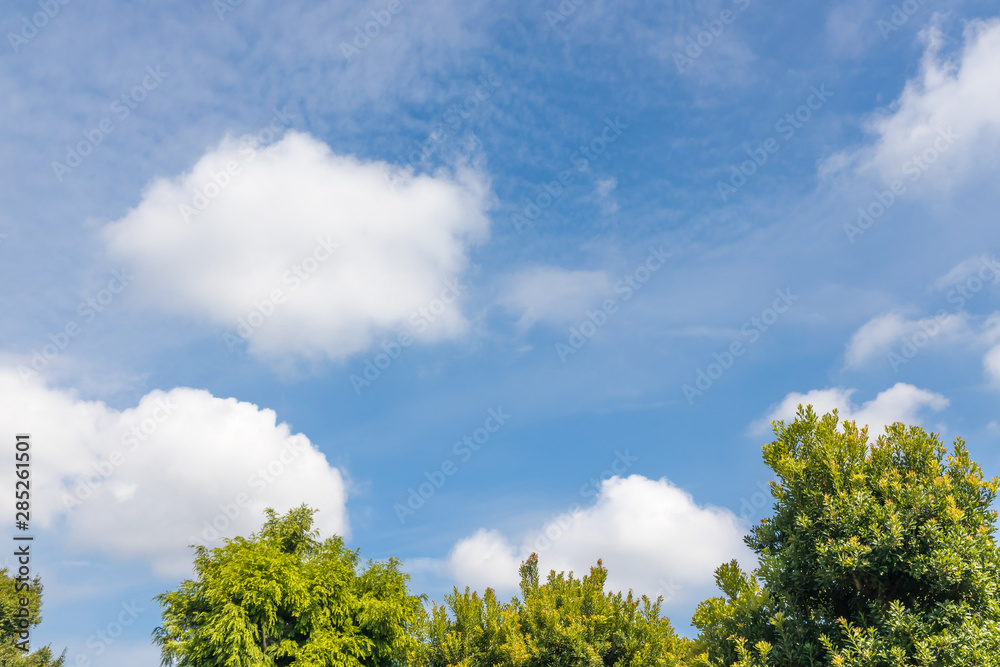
692, 407, 1000, 666
418, 553, 695, 667
153, 505, 424, 667
0, 568, 65, 666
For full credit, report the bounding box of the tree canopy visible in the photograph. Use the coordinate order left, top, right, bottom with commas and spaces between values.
1, 568, 65, 666
153, 504, 424, 667
416, 553, 695, 667
692, 407, 1000, 666
149, 407, 1000, 667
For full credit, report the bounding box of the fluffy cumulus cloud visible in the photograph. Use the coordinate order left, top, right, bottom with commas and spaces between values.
102, 131, 490, 362
446, 475, 753, 606
0, 368, 347, 576
448, 528, 523, 592
498, 267, 611, 330
824, 17, 1000, 187
752, 382, 949, 437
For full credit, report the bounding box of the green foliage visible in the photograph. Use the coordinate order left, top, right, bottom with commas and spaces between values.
0, 568, 65, 666
153, 505, 424, 667
692, 406, 1000, 666
416, 553, 695, 667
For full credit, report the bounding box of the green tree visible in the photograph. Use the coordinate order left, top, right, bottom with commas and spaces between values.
692, 407, 1000, 666
417, 553, 695, 667
0, 568, 65, 666
153, 505, 424, 667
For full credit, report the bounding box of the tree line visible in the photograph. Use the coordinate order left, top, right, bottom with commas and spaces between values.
5, 407, 1000, 666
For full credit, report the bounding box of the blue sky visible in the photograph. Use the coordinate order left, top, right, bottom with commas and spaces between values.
3, 0, 1000, 663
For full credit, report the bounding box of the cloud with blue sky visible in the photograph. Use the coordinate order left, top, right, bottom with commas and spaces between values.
2, 0, 1000, 664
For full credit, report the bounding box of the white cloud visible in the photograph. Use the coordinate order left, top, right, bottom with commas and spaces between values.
752, 382, 949, 436
973, 316, 1000, 384
594, 177, 619, 215
844, 311, 967, 367
447, 529, 522, 592
845, 313, 914, 367
498, 267, 611, 330
446, 475, 753, 606
981, 313, 1000, 344
984, 345, 1000, 385
823, 17, 1000, 188
934, 254, 1000, 291
844, 284, 1000, 374
595, 177, 617, 198
0, 368, 347, 576
102, 131, 490, 363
